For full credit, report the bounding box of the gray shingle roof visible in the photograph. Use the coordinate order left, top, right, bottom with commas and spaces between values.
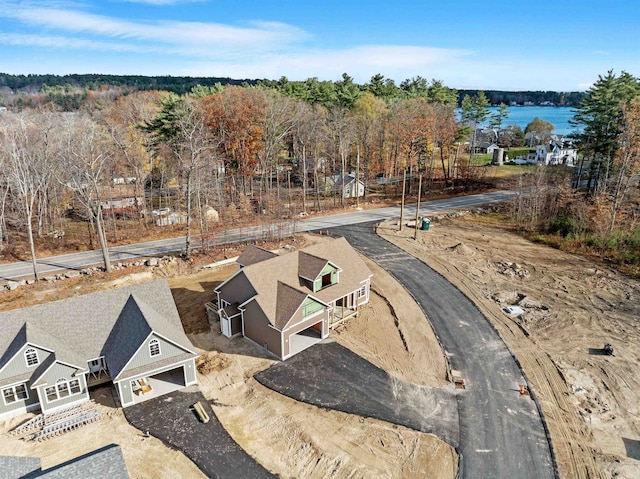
0, 280, 193, 385
0, 455, 41, 479
103, 295, 194, 381
1, 444, 129, 479
237, 244, 277, 267
35, 443, 129, 478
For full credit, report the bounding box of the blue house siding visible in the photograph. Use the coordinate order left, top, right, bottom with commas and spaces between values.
0, 381, 40, 418
35, 363, 89, 413
0, 344, 52, 382
118, 381, 133, 406
118, 334, 191, 379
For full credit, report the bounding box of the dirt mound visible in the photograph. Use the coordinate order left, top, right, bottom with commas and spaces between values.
379, 219, 640, 479
448, 242, 473, 255
196, 351, 231, 374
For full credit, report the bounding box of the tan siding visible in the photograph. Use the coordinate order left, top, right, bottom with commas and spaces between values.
283, 310, 328, 358
243, 301, 282, 358
0, 345, 52, 382
119, 334, 190, 377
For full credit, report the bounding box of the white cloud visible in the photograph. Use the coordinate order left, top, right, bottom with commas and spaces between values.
0, 3, 309, 52
0, 2, 618, 90
0, 32, 163, 53
180, 45, 471, 83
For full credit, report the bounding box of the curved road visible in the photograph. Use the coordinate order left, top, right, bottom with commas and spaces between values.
327, 223, 555, 479
0, 190, 515, 281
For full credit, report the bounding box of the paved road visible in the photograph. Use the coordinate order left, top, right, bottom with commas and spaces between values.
0, 190, 515, 281
255, 341, 459, 447
326, 223, 555, 479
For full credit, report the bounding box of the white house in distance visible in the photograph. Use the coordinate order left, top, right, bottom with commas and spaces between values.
535, 142, 577, 166
325, 174, 365, 198
514, 141, 578, 166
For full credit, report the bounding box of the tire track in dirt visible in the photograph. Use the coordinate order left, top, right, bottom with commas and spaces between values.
396, 244, 602, 479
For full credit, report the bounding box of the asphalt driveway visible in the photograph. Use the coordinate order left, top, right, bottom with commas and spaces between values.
255, 341, 459, 447
321, 223, 555, 479
124, 386, 275, 479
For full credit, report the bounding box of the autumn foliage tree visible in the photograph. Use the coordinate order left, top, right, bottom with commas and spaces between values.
202, 86, 265, 201
606, 97, 640, 231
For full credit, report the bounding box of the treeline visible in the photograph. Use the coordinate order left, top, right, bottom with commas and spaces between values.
1, 81, 483, 279
460, 90, 586, 107
0, 72, 585, 109
0, 73, 253, 95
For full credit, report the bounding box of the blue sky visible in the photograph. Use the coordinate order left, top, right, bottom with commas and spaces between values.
0, 0, 639, 91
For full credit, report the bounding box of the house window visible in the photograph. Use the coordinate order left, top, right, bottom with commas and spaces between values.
149, 339, 161, 357
2, 384, 28, 404
57, 379, 69, 398
321, 273, 332, 288
69, 379, 81, 394
25, 348, 39, 367
47, 378, 82, 402
358, 285, 367, 298
45, 386, 57, 402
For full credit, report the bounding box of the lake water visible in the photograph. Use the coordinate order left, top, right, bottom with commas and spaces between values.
459, 106, 579, 136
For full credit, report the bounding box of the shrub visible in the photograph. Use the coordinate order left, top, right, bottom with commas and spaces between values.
628, 226, 640, 249
586, 235, 603, 249
625, 251, 640, 265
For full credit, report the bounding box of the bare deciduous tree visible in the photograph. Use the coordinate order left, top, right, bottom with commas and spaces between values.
1, 112, 57, 280
59, 115, 113, 272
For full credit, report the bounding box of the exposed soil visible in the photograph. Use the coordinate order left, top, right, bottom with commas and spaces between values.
378, 218, 640, 479
0, 233, 456, 478
187, 234, 457, 478
0, 405, 206, 479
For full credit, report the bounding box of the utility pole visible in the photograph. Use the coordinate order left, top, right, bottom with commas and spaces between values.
399, 169, 406, 231
414, 174, 422, 240
287, 171, 292, 217
356, 143, 360, 209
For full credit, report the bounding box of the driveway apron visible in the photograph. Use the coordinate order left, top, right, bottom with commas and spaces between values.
125, 387, 275, 479
255, 341, 459, 447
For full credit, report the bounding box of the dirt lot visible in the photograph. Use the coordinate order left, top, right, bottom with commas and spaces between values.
0, 234, 456, 479
378, 218, 640, 479
186, 234, 456, 479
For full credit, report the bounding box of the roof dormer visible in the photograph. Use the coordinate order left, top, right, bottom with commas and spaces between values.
297, 251, 342, 293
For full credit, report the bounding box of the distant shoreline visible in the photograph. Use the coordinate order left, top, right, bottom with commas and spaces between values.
458, 106, 578, 136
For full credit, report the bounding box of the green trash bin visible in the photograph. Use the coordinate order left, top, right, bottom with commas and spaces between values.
421, 218, 431, 231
